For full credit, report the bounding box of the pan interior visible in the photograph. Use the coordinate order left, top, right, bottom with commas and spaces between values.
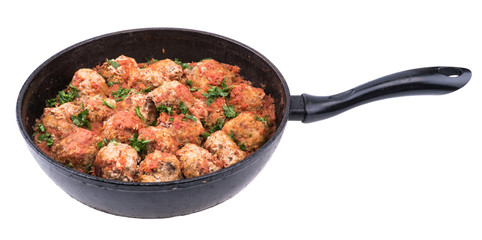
18, 28, 290, 184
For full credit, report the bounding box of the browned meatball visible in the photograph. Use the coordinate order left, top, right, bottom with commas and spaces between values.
203, 130, 246, 167
203, 97, 226, 128
101, 110, 146, 143
222, 112, 271, 152
93, 142, 140, 182
40, 102, 81, 140
51, 127, 102, 173
70, 68, 108, 96
228, 83, 266, 114
115, 92, 157, 125
76, 95, 116, 123
176, 144, 223, 179
138, 151, 183, 182
128, 59, 182, 90
157, 113, 204, 146
94, 55, 139, 85
138, 126, 179, 154
148, 80, 196, 112
182, 59, 239, 89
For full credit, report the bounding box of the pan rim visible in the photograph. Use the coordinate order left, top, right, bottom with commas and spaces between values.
16, 27, 291, 190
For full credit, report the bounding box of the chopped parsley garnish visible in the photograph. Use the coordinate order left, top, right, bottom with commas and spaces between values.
255, 115, 270, 125
202, 78, 232, 105
107, 80, 120, 87
222, 105, 237, 118
38, 132, 54, 146
186, 79, 193, 86
169, 117, 174, 122
202, 118, 225, 139
71, 107, 91, 129
102, 99, 115, 109
84, 163, 93, 173
174, 58, 193, 69
58, 84, 79, 105
111, 87, 131, 101
138, 84, 152, 94
35, 123, 54, 146
97, 138, 116, 149
146, 57, 158, 65
239, 143, 246, 151
179, 101, 189, 115
135, 106, 145, 121
129, 134, 151, 154
108, 60, 120, 69
189, 88, 200, 92
46, 98, 57, 107
157, 104, 173, 115
183, 114, 197, 122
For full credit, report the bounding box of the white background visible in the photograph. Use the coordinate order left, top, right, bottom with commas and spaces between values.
2, 1, 481, 239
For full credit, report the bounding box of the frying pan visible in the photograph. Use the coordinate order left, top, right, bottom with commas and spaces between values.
16, 28, 471, 218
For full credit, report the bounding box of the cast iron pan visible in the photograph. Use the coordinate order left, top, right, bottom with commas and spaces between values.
16, 28, 471, 218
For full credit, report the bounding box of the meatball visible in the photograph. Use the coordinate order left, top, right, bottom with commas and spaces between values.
183, 59, 239, 89
129, 59, 182, 90
222, 112, 271, 152
70, 68, 108, 96
138, 151, 183, 182
138, 126, 179, 154
204, 97, 226, 128
148, 80, 195, 111
94, 55, 139, 85
115, 92, 157, 125
203, 130, 246, 167
76, 95, 116, 123
228, 83, 266, 114
40, 102, 81, 140
176, 144, 223, 179
157, 113, 204, 146
51, 127, 101, 173
101, 110, 146, 143
93, 142, 140, 182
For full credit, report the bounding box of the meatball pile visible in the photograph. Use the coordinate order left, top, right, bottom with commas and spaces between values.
33, 56, 275, 182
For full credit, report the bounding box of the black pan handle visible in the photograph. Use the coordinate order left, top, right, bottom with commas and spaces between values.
289, 66, 471, 123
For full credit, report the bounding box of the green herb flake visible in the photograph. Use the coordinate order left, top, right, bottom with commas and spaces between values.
174, 58, 193, 69
186, 79, 193, 86
71, 108, 91, 129
138, 84, 152, 94
135, 106, 145, 121
146, 57, 158, 65
157, 105, 172, 115
179, 101, 189, 115
58, 84, 79, 105
228, 130, 236, 142
189, 88, 200, 92
239, 143, 246, 151
84, 163, 93, 173
129, 134, 152, 154
255, 115, 270, 125
202, 78, 232, 105
46, 98, 57, 107
107, 80, 120, 87
111, 87, 131, 101
108, 60, 120, 69
222, 105, 237, 118
38, 132, 54, 146
102, 99, 115, 109
184, 114, 197, 122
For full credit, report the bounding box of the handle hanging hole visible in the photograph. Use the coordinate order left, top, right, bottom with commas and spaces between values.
438, 67, 463, 78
